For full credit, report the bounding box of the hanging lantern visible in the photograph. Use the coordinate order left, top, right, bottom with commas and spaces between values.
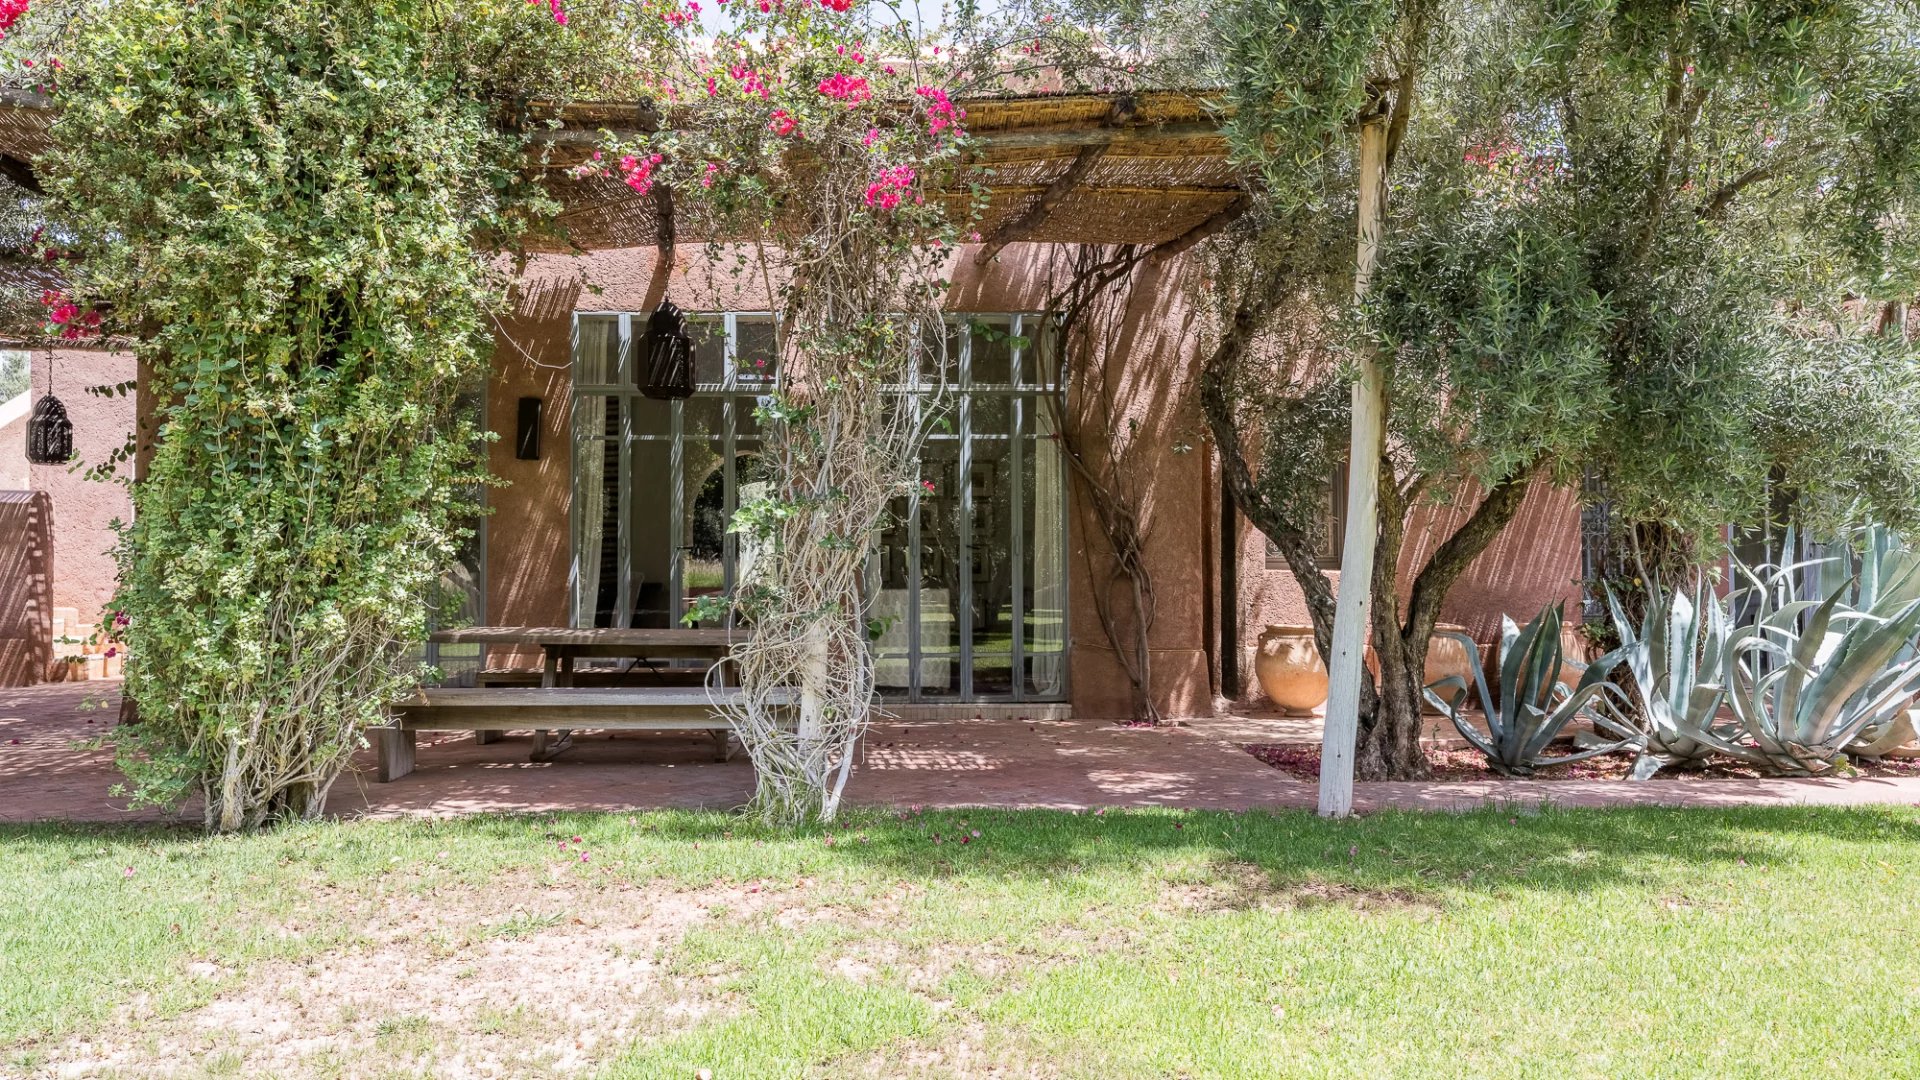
25, 394, 72, 465
641, 300, 695, 400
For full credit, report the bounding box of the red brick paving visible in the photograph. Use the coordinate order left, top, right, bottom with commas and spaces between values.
5, 682, 1919, 824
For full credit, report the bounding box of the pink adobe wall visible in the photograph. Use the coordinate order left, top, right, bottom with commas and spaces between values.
0, 490, 53, 686
0, 399, 26, 491
27, 348, 135, 621
485, 272, 582, 671
1236, 484, 1584, 706
483, 243, 1583, 719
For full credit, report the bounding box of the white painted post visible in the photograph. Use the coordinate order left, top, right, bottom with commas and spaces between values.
1318, 117, 1390, 819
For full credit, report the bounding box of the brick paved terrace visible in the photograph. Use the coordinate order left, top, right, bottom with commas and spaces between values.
6, 681, 1920, 823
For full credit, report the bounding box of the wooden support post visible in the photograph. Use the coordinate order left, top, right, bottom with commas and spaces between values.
375, 727, 416, 783
1318, 116, 1390, 820
474, 729, 502, 745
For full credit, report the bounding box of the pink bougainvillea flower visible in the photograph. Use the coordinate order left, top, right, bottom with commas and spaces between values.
0, 0, 29, 36
768, 110, 798, 137
620, 152, 665, 195
920, 479, 935, 494
817, 72, 870, 105
862, 127, 881, 149
863, 163, 916, 210
702, 161, 722, 187
915, 86, 965, 138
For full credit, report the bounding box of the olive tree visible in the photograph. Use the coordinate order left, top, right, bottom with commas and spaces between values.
1079, 0, 1920, 779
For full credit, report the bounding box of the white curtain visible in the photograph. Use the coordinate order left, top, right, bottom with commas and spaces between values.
1029, 403, 1067, 696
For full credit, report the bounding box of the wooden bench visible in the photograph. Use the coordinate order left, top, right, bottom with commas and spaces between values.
374, 686, 791, 782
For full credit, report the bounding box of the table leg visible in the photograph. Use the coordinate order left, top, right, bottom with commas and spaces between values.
532, 648, 576, 762
375, 727, 416, 782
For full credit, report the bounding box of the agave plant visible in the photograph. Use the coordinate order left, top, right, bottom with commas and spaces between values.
1844, 525, 1920, 759
1722, 544, 1920, 776
1605, 579, 1737, 779
1426, 604, 1642, 777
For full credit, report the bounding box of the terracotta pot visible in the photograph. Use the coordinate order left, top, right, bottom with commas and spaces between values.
1422, 624, 1475, 714
1255, 625, 1328, 717
1558, 624, 1594, 694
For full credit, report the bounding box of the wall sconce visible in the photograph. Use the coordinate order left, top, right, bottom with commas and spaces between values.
515, 397, 541, 460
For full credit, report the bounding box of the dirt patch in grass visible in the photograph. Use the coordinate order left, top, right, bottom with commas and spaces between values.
35, 877, 783, 1079
1245, 742, 1920, 781
1165, 861, 1442, 916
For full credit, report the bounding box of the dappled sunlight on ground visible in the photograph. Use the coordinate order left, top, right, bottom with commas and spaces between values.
3, 683, 1918, 823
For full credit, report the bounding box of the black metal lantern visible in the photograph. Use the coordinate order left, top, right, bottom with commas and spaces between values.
641, 300, 695, 400
25, 350, 72, 464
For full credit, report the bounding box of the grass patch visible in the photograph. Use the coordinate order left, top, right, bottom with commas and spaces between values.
4, 805, 1920, 1077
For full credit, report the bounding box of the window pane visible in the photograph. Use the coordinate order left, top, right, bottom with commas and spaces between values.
690, 319, 726, 386
921, 320, 960, 388
1025, 317, 1061, 388
1025, 398, 1068, 698
574, 395, 621, 627
969, 316, 1014, 386
681, 397, 727, 617
736, 316, 778, 388
576, 315, 621, 385
969, 391, 1016, 695
873, 493, 915, 697
918, 441, 963, 697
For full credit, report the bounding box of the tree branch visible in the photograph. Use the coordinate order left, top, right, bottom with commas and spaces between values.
1403, 468, 1535, 643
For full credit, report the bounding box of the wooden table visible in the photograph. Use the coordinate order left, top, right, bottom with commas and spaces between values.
426, 626, 738, 759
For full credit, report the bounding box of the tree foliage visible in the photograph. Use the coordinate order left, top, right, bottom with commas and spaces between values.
1084, 0, 1920, 777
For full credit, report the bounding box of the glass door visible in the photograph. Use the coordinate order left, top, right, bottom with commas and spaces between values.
571, 311, 1068, 701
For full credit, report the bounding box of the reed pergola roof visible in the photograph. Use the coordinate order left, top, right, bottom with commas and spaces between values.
0, 87, 1242, 256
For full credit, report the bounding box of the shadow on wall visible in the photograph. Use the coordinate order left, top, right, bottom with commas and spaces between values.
1401, 483, 1584, 644
954, 244, 1217, 718
481, 271, 590, 667
0, 491, 54, 687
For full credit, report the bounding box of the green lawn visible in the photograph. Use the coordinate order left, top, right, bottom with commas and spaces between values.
4, 806, 1918, 1078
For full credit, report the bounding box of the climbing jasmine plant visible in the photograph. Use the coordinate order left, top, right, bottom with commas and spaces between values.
37, 0, 637, 829
603, 0, 984, 822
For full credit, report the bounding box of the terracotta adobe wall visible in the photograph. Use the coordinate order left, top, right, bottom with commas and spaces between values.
482, 242, 1584, 719
26, 348, 137, 621
485, 244, 1214, 718
0, 490, 53, 687
1235, 486, 1585, 702
1, 392, 27, 491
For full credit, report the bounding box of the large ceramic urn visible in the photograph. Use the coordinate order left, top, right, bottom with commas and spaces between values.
1255, 625, 1328, 717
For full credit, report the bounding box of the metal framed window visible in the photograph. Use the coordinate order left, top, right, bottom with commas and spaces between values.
569, 311, 1070, 703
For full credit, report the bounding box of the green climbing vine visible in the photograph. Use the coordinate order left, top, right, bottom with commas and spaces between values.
37, 0, 634, 829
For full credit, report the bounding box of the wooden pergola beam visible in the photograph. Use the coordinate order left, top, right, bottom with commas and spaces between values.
970, 97, 1143, 265
972, 144, 1109, 265
528, 120, 1221, 153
